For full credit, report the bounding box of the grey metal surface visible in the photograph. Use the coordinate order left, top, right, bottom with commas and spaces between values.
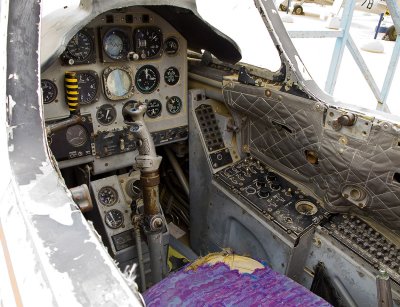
223, 83, 400, 234
188, 89, 215, 254
4, 0, 143, 305
302, 227, 400, 307
208, 181, 294, 274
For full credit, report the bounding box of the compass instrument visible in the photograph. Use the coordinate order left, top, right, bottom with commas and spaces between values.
135, 65, 160, 94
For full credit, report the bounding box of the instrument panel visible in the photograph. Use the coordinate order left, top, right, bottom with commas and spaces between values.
42, 7, 188, 172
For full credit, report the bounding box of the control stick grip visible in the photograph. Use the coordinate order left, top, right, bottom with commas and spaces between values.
122, 100, 161, 172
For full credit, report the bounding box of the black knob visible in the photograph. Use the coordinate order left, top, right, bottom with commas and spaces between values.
271, 182, 281, 191
267, 172, 277, 181
257, 174, 268, 186
259, 186, 270, 198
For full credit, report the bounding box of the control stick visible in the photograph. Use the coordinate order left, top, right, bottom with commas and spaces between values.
123, 100, 165, 284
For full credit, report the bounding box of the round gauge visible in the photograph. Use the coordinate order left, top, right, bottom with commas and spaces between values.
103, 29, 129, 60
135, 65, 160, 94
66, 30, 93, 62
104, 209, 124, 229
164, 67, 180, 86
41, 79, 58, 104
98, 186, 118, 206
103, 67, 134, 100
125, 179, 142, 200
65, 125, 87, 147
96, 104, 116, 125
166, 96, 182, 114
164, 37, 179, 55
77, 71, 98, 104
134, 27, 163, 59
295, 200, 318, 216
146, 99, 162, 118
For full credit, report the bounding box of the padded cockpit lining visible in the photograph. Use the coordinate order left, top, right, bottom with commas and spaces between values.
223, 83, 400, 235
146, 6, 242, 64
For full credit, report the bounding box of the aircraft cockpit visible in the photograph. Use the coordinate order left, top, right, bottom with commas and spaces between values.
2, 0, 400, 305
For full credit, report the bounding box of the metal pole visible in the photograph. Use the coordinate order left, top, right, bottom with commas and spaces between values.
325, 0, 356, 94
165, 147, 189, 198
134, 223, 146, 292
374, 14, 384, 39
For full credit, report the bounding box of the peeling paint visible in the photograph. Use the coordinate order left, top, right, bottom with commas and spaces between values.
7, 95, 16, 119
8, 73, 19, 79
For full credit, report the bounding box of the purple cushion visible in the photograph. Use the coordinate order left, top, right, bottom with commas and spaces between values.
144, 262, 330, 306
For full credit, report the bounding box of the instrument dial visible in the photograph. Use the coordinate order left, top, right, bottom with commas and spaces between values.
77, 71, 98, 104
166, 96, 182, 114
103, 67, 134, 100
103, 29, 129, 60
105, 209, 124, 229
135, 65, 160, 94
41, 79, 58, 104
98, 186, 118, 206
65, 125, 88, 147
65, 30, 94, 63
164, 37, 179, 55
96, 104, 116, 125
146, 99, 162, 118
134, 27, 163, 59
164, 67, 180, 86
125, 179, 142, 200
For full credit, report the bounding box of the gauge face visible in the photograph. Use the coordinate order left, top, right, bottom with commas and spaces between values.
166, 96, 182, 114
98, 186, 118, 206
295, 200, 318, 216
135, 65, 160, 94
65, 125, 87, 147
164, 67, 180, 86
164, 37, 179, 55
134, 27, 163, 59
41, 79, 58, 104
104, 67, 133, 100
105, 209, 124, 229
126, 179, 142, 200
103, 29, 129, 60
77, 72, 98, 104
146, 99, 162, 118
96, 104, 116, 125
66, 30, 94, 62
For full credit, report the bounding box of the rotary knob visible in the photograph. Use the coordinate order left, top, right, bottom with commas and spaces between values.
267, 172, 277, 181
271, 182, 281, 191
259, 186, 270, 198
257, 174, 268, 186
